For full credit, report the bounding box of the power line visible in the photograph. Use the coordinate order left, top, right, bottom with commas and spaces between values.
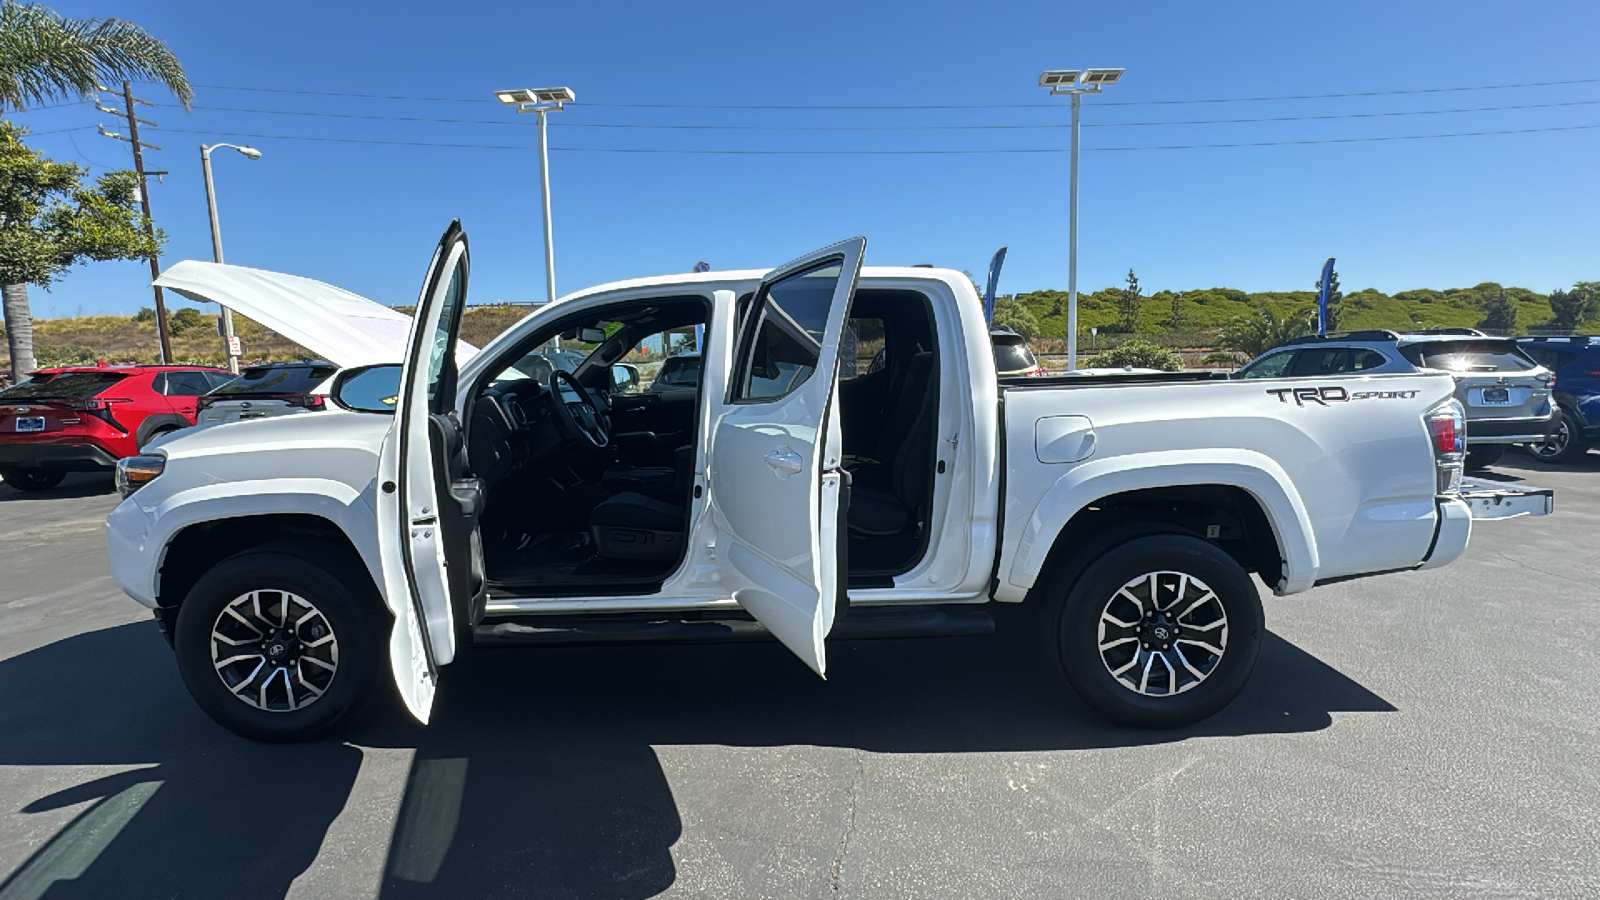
187, 97, 1600, 131
158, 122, 1600, 154
187, 76, 1600, 109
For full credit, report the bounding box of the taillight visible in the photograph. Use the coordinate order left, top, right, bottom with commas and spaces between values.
64, 398, 129, 432
197, 396, 216, 412
1427, 400, 1466, 493
286, 394, 326, 410
1430, 415, 1461, 455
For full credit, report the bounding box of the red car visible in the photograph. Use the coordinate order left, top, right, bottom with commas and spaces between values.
0, 364, 233, 491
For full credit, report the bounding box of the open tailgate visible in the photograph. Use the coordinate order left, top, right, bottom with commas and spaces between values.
1457, 476, 1554, 520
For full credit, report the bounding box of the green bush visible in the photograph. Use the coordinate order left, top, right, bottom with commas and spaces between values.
1086, 339, 1181, 372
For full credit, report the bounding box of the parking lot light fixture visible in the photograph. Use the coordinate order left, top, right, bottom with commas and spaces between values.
495, 86, 575, 315
200, 142, 263, 374
1040, 67, 1125, 371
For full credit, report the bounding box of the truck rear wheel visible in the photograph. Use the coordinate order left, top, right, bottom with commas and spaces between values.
174, 546, 383, 743
1053, 534, 1263, 728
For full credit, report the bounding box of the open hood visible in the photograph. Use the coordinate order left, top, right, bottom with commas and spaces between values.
154, 261, 477, 369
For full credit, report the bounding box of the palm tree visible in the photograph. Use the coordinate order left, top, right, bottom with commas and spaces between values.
0, 1, 191, 379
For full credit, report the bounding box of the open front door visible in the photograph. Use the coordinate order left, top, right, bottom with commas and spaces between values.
706, 237, 866, 675
375, 221, 472, 722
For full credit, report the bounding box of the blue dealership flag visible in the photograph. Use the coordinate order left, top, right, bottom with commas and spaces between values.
984, 247, 1008, 323
1317, 257, 1336, 335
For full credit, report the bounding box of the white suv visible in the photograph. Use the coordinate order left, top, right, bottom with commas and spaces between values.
1238, 329, 1555, 469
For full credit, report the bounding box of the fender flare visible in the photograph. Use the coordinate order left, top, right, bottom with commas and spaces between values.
135, 413, 193, 450
1005, 449, 1321, 597
114, 478, 384, 609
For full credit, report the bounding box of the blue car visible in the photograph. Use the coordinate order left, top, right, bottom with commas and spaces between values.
1516, 335, 1600, 464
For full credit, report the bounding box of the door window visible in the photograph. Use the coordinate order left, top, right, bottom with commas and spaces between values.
160, 371, 217, 396
1240, 350, 1295, 378
732, 263, 839, 402
1351, 349, 1388, 371
426, 264, 465, 410
1290, 347, 1352, 376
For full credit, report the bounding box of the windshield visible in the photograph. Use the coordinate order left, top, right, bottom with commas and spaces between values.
210, 365, 338, 397
0, 371, 129, 400
992, 339, 1038, 373
1400, 340, 1536, 373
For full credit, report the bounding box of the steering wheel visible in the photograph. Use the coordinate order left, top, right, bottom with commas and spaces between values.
545, 370, 610, 449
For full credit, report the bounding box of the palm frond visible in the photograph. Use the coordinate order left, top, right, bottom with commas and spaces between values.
0, 2, 192, 111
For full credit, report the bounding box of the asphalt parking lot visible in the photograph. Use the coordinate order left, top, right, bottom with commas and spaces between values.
0, 454, 1596, 900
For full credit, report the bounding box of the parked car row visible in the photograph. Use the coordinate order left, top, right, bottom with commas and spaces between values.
1236, 328, 1565, 470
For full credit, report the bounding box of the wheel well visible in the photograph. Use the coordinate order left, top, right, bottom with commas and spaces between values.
1035, 485, 1284, 596
156, 514, 373, 616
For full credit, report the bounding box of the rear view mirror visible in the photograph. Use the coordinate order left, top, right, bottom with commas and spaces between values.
561, 326, 607, 344
332, 364, 402, 413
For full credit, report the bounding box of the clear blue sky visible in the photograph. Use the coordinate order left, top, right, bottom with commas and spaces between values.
11, 0, 1600, 318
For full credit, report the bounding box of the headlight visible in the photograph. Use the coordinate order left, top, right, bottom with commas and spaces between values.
116, 454, 166, 497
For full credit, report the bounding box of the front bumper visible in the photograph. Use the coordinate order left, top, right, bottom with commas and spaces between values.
105, 497, 160, 608
0, 441, 120, 471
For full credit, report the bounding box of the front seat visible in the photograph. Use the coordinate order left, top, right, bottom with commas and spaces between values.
848, 351, 937, 536
590, 491, 687, 562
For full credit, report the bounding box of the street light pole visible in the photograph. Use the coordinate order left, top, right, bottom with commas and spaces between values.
1040, 68, 1125, 371
535, 106, 557, 309
199, 142, 262, 374
494, 87, 574, 311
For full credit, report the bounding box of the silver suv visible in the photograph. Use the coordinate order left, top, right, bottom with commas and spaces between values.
1238, 329, 1555, 470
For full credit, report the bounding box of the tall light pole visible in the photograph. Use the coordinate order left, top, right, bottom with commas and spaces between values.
1040, 68, 1124, 371
495, 87, 574, 312
200, 142, 262, 374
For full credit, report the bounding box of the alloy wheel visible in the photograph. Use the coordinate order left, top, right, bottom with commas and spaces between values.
1097, 570, 1229, 696
1532, 417, 1570, 460
210, 589, 339, 712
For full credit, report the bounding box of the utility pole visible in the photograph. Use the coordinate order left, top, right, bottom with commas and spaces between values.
98, 80, 171, 363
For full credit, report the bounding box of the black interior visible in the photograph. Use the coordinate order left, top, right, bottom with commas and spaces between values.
464, 288, 941, 598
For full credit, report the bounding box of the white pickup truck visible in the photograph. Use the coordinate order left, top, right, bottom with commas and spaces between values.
106, 226, 1553, 742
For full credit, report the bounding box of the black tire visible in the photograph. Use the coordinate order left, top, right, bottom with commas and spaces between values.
0, 466, 65, 491
139, 426, 178, 451
1464, 444, 1508, 471
1052, 534, 1263, 728
174, 545, 385, 742
1525, 407, 1589, 465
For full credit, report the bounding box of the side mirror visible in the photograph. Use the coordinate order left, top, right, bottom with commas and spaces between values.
332, 363, 402, 413
611, 363, 640, 393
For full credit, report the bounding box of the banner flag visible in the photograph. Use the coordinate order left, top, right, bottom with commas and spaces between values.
1317, 257, 1336, 335
984, 247, 1008, 324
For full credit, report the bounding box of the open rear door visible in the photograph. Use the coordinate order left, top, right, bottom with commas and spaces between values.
374, 222, 471, 722
705, 237, 866, 675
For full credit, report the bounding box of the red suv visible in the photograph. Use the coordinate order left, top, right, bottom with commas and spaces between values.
0, 364, 233, 491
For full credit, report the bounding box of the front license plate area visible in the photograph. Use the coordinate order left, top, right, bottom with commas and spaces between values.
15, 416, 45, 433
1482, 387, 1510, 404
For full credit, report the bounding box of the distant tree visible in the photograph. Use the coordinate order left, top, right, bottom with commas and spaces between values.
0, 123, 161, 379
1117, 268, 1143, 333
1547, 288, 1592, 331
0, 2, 193, 379
1219, 307, 1314, 358
1477, 289, 1518, 333
1156, 290, 1187, 331
166, 306, 207, 335
1086, 338, 1181, 372
991, 296, 1039, 340
1315, 267, 1343, 331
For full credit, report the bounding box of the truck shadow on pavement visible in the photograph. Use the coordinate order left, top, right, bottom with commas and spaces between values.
0, 474, 115, 502
0, 620, 1394, 900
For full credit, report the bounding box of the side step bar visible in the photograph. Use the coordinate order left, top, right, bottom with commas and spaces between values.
472, 604, 995, 648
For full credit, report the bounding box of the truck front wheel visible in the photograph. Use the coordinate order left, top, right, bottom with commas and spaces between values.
1053, 534, 1263, 728
173, 546, 383, 743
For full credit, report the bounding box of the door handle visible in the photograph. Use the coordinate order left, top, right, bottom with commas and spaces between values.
764, 449, 804, 476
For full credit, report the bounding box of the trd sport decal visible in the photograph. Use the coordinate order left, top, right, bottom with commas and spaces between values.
1267, 386, 1421, 407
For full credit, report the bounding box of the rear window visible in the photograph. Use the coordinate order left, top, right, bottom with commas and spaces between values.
210, 365, 337, 397
0, 371, 130, 400
1400, 340, 1535, 373
992, 338, 1038, 373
